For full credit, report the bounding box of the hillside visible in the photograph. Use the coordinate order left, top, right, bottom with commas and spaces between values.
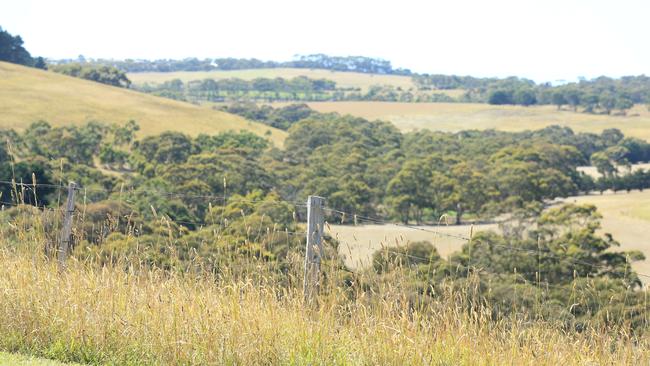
0, 62, 286, 146
275, 101, 650, 140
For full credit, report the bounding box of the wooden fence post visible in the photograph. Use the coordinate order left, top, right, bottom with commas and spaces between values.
303, 195, 325, 303
58, 181, 76, 268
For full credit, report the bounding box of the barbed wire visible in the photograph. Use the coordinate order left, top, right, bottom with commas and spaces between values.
322, 205, 650, 280
1, 180, 649, 281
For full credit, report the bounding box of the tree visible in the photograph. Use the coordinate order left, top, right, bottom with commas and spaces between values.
615, 97, 634, 115
386, 160, 432, 223
33, 57, 47, 70
0, 26, 35, 66
564, 89, 582, 111
513, 89, 537, 106
599, 92, 617, 114
551, 91, 567, 110
590, 151, 616, 178
487, 90, 512, 105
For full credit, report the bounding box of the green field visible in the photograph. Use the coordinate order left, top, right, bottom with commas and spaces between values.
0, 62, 286, 146
0, 352, 76, 365
275, 101, 650, 140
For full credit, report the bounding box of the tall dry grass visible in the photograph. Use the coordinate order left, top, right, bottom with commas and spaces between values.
0, 248, 647, 365
0, 209, 648, 365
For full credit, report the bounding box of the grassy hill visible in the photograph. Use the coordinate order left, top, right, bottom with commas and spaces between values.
0, 62, 286, 146
274, 101, 650, 140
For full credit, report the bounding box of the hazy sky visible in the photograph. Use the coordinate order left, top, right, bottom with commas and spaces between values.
2, 0, 648, 82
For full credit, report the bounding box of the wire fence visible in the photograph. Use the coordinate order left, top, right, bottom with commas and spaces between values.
1, 179, 650, 284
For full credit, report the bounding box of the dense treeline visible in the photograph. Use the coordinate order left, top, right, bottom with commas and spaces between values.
50, 63, 131, 87
4, 114, 650, 227
220, 102, 317, 130
415, 73, 650, 112
0, 26, 46, 69
46, 50, 650, 109
136, 76, 337, 102
55, 54, 412, 75
135, 76, 453, 103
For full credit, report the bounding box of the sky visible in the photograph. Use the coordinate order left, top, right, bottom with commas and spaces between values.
2, 0, 648, 82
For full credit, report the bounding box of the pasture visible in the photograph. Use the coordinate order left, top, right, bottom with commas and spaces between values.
564, 190, 650, 274
329, 223, 498, 270
331, 190, 650, 275
277, 102, 650, 140
0, 62, 286, 146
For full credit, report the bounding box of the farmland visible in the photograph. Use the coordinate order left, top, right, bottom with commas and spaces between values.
274, 101, 650, 140
329, 223, 498, 270
0, 62, 286, 146
128, 67, 417, 92
331, 190, 650, 275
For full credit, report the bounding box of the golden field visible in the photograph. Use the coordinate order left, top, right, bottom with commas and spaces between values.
0, 62, 286, 146
330, 190, 650, 276
277, 102, 650, 140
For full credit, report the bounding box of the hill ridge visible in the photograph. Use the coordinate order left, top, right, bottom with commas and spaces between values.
0, 61, 286, 146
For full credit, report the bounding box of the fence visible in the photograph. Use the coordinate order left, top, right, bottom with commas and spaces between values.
0, 179, 649, 313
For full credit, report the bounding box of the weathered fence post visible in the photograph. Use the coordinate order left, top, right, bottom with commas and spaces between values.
58, 181, 76, 268
303, 195, 325, 303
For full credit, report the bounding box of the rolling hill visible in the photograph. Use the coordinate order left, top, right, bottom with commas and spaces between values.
0, 62, 286, 146
272, 101, 650, 140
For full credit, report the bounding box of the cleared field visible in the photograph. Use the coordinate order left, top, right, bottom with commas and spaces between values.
329, 223, 498, 270
282, 102, 650, 141
577, 163, 650, 179
331, 190, 650, 275
561, 190, 650, 274
128, 67, 417, 92
0, 62, 286, 146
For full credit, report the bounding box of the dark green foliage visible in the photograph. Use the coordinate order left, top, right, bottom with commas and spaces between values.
50, 63, 131, 87
0, 26, 45, 68
0, 26, 35, 66
137, 76, 437, 103
487, 90, 513, 105
222, 102, 316, 130
369, 204, 648, 330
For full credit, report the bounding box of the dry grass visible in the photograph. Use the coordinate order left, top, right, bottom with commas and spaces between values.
330, 190, 650, 276
0, 62, 286, 146
1, 245, 648, 365
281, 102, 650, 141
560, 190, 650, 275
329, 223, 498, 270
